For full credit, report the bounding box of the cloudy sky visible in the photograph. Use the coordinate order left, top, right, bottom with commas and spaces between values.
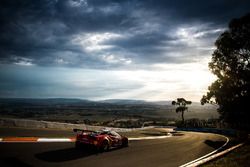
0, 0, 250, 101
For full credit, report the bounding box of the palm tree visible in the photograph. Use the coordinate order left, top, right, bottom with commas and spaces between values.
172, 98, 192, 124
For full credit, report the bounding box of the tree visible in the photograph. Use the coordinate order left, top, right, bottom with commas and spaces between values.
172, 98, 192, 124
201, 13, 250, 130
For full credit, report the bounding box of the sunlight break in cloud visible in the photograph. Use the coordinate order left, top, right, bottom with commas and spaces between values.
71, 32, 132, 65
72, 32, 123, 52
13, 57, 34, 66
102, 54, 132, 64
68, 0, 88, 7
172, 24, 225, 47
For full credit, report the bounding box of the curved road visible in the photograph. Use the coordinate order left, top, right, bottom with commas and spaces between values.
0, 131, 226, 167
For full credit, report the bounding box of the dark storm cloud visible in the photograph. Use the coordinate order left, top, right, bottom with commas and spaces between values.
0, 0, 250, 68
140, 0, 250, 24
0, 0, 139, 67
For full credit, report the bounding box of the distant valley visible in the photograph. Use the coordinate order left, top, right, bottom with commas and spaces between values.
0, 98, 219, 128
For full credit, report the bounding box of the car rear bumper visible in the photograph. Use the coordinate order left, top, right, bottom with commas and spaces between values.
75, 140, 100, 149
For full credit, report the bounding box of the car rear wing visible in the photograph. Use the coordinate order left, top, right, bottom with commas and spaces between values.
73, 128, 96, 133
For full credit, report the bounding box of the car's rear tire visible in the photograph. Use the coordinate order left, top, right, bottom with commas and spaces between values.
122, 138, 128, 147
75, 141, 81, 149
100, 140, 109, 152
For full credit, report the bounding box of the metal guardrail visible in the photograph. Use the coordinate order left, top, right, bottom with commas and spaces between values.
175, 127, 237, 136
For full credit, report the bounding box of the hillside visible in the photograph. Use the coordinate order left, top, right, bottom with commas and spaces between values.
0, 98, 219, 127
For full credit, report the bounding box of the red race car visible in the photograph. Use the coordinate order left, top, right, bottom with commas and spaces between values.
73, 128, 128, 151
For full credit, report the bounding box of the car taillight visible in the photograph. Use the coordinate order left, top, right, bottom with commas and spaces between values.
93, 141, 98, 145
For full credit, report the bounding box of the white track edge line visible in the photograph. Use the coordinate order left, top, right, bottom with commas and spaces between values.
188, 143, 243, 167
0, 141, 38, 143
179, 134, 229, 167
129, 134, 172, 141
37, 138, 73, 142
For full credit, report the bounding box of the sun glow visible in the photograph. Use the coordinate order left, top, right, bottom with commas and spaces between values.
107, 62, 216, 101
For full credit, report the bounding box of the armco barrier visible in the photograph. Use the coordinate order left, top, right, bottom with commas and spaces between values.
175, 127, 237, 136
0, 118, 154, 132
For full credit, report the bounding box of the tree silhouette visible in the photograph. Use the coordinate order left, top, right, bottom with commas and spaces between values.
172, 98, 192, 124
201, 13, 250, 130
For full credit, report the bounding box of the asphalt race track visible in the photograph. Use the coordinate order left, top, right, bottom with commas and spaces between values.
0, 129, 226, 167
